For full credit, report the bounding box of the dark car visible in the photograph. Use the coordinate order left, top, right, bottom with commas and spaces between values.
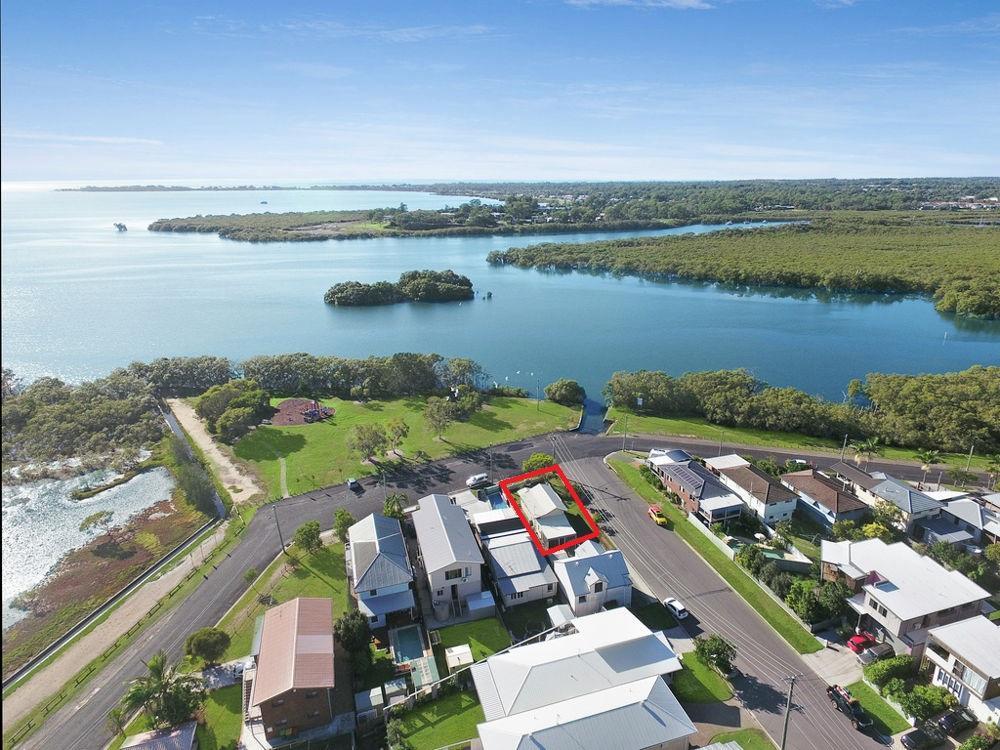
900, 726, 947, 750
826, 685, 873, 730
935, 708, 977, 736
857, 642, 895, 666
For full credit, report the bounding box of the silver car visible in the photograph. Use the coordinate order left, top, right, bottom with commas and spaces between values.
857, 642, 894, 666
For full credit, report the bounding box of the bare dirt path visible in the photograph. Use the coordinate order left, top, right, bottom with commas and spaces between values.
166, 398, 263, 504
1, 524, 227, 730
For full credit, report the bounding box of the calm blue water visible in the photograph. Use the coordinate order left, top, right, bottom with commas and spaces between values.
2, 187, 998, 400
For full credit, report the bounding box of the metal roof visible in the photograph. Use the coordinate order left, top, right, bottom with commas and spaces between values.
870, 477, 942, 515
357, 589, 415, 617
251, 597, 334, 707
552, 544, 631, 597
348, 513, 413, 591
482, 531, 557, 589
413, 494, 484, 573
121, 722, 197, 750
928, 616, 1000, 678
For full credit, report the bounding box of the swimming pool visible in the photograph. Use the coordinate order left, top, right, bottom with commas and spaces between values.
485, 486, 508, 510
390, 625, 425, 663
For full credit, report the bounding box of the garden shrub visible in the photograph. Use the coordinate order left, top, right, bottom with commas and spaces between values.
864, 654, 916, 688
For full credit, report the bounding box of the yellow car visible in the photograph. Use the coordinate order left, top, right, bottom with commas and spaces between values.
647, 505, 668, 527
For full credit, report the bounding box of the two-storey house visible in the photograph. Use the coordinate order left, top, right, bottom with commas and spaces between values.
821, 538, 989, 657
347, 513, 415, 629
707, 455, 798, 525
924, 615, 1000, 724
781, 468, 869, 530
412, 494, 486, 620
551, 539, 632, 616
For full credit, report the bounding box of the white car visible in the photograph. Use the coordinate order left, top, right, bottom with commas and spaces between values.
664, 597, 689, 620
466, 472, 490, 488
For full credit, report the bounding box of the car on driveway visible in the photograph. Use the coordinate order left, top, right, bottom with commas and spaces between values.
826, 685, 873, 730
847, 631, 876, 654
647, 505, 669, 526
466, 472, 490, 489
347, 477, 361, 491
663, 597, 689, 620
900, 726, 946, 749
857, 642, 894, 665
935, 707, 977, 737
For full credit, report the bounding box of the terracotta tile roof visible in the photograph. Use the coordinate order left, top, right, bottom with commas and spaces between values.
251, 597, 334, 706
782, 469, 867, 514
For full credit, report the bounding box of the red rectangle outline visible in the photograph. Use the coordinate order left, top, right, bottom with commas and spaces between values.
497, 464, 600, 556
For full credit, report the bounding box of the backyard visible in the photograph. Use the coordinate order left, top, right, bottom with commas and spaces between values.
499, 600, 554, 640
434, 617, 512, 661
607, 408, 991, 470
393, 689, 485, 750
235, 396, 580, 499
609, 459, 823, 655
108, 684, 242, 750
218, 541, 349, 662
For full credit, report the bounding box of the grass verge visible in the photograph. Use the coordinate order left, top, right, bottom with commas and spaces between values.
709, 728, 777, 750
845, 680, 910, 735
608, 459, 822, 655
672, 653, 733, 703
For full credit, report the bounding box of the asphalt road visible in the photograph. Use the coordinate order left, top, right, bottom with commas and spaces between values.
20, 430, 950, 749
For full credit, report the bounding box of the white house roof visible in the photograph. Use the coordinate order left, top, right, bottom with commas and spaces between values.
821, 538, 989, 621
413, 494, 484, 574
347, 513, 413, 591
928, 616, 1000, 678
476, 675, 695, 750
705, 454, 751, 471
942, 498, 993, 530
647, 448, 693, 465
517, 483, 564, 518
700, 494, 745, 513
482, 531, 557, 594
533, 512, 576, 542
552, 542, 631, 598
470, 608, 681, 721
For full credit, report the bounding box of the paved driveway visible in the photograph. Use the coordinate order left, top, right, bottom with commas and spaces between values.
547, 433, 891, 750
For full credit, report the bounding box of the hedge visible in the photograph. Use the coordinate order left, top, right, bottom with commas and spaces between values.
863, 654, 916, 688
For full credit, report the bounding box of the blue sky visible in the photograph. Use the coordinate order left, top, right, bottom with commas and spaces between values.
2, 0, 998, 182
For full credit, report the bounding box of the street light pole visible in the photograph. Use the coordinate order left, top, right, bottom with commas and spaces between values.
840, 433, 849, 461
780, 674, 798, 750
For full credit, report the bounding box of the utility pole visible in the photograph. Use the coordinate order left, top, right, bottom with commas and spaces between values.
622, 413, 628, 452
780, 674, 798, 750
840, 433, 849, 461
272, 503, 287, 555
966, 443, 975, 471
535, 374, 540, 411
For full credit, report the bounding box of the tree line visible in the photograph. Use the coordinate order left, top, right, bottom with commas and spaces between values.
487, 215, 1000, 319
324, 270, 475, 306
604, 366, 1000, 454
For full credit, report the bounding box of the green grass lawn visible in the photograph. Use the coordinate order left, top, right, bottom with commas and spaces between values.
218, 541, 348, 661
607, 408, 991, 470
631, 602, 677, 630
672, 653, 734, 703
709, 728, 777, 750
434, 617, 512, 661
609, 460, 822, 655
784, 513, 827, 563
236, 396, 580, 499
500, 600, 554, 640
394, 690, 485, 750
845, 680, 910, 735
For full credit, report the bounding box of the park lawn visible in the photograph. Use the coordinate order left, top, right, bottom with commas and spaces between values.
500, 600, 553, 640
219, 541, 348, 661
609, 460, 822, 655
672, 653, 733, 703
709, 728, 777, 750
237, 396, 580, 499
434, 617, 512, 661
845, 680, 910, 735
607, 408, 990, 470
394, 690, 485, 750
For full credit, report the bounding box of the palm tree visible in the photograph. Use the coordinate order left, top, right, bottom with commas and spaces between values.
106, 706, 128, 738
118, 651, 204, 729
849, 438, 883, 470
915, 449, 943, 485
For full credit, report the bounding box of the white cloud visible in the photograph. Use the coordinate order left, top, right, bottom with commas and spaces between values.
2, 131, 163, 146
274, 62, 352, 80
565, 0, 713, 9
272, 20, 492, 42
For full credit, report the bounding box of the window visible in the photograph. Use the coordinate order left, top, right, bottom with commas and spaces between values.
307, 710, 320, 718
594, 582, 604, 593
509, 591, 523, 601
578, 595, 587, 603
370, 616, 379, 624
277, 719, 288, 726
547, 584, 553, 592
305, 690, 318, 698
272, 699, 286, 707
369, 589, 377, 596
436, 589, 444, 596
445, 568, 463, 580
